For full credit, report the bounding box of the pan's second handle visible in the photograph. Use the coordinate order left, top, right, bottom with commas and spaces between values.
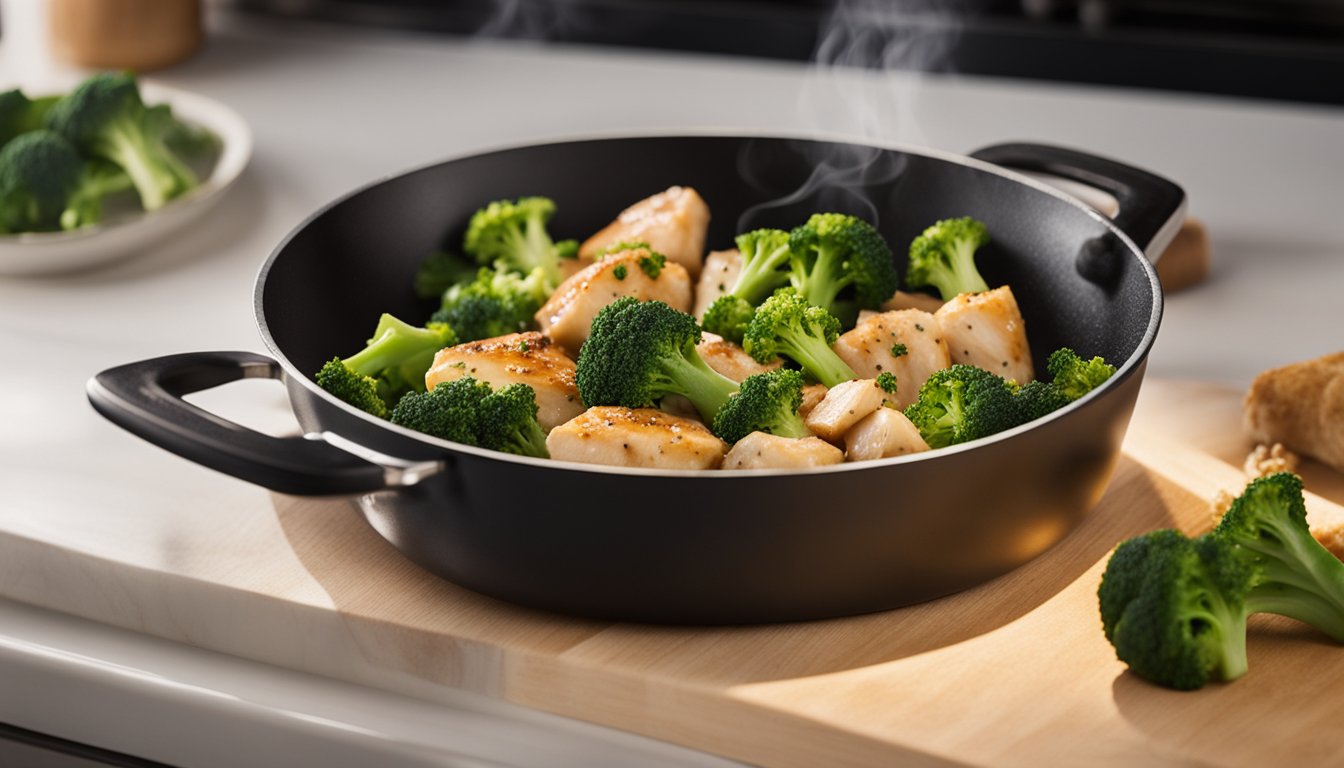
970, 142, 1187, 258
87, 351, 391, 496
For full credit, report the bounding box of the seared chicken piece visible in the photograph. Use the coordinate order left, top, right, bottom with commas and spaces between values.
546, 407, 725, 470
935, 286, 1035, 384
798, 383, 828, 419
833, 309, 950, 410
844, 408, 930, 462
697, 331, 781, 383
881, 289, 946, 314
693, 248, 742, 319
425, 332, 582, 432
579, 186, 711, 279
1244, 351, 1344, 473
722, 432, 844, 470
805, 379, 892, 443
535, 245, 692, 354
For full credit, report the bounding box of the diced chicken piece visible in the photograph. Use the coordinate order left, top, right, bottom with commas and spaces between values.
798, 383, 828, 419
845, 408, 931, 462
697, 331, 781, 383
804, 378, 892, 443
535, 245, 692, 354
693, 248, 742, 319
546, 407, 725, 470
881, 289, 946, 314
833, 309, 950, 410
425, 332, 582, 432
722, 432, 844, 470
579, 186, 711, 279
935, 286, 1035, 385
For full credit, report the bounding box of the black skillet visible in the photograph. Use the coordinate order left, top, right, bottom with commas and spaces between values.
87, 135, 1185, 624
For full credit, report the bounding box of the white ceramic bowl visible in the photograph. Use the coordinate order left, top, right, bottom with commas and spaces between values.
0, 82, 252, 276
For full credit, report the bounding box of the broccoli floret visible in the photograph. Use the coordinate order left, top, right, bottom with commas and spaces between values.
143, 103, 221, 161
44, 72, 196, 211
429, 263, 549, 342
905, 216, 991, 301
903, 364, 1018, 448
1099, 529, 1254, 690
786, 213, 898, 322
463, 197, 570, 288
1215, 473, 1344, 642
390, 377, 492, 445
0, 129, 82, 233
0, 89, 58, 146
317, 313, 457, 411
576, 297, 740, 422
876, 371, 898, 395
742, 289, 856, 388
478, 382, 549, 458
702, 229, 793, 343
413, 250, 479, 300
1013, 379, 1071, 423
711, 369, 809, 444
1048, 347, 1118, 402
314, 358, 388, 418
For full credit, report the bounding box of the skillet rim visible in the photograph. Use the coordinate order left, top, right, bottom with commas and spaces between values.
253, 128, 1166, 479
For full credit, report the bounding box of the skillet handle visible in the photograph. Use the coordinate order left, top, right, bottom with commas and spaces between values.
969, 142, 1187, 259
87, 351, 392, 496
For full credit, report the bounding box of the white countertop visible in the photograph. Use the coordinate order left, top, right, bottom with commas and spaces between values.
2, 4, 1343, 765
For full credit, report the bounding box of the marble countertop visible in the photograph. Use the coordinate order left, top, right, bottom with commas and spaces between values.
1, 4, 1343, 765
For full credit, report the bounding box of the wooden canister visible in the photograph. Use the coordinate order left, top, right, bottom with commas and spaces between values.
48, 0, 203, 72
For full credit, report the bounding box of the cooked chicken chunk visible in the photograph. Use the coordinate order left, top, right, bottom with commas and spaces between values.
693, 248, 742, 319
833, 309, 949, 410
1244, 351, 1344, 473
425, 332, 582, 432
935, 286, 1035, 384
579, 186, 711, 278
534, 245, 692, 354
697, 331, 781, 383
546, 407, 725, 470
881, 289, 946, 314
799, 383, 828, 419
844, 408, 930, 462
805, 378, 892, 443
722, 432, 844, 470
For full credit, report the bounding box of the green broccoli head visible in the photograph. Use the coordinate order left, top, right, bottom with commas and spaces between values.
430, 264, 549, 342
876, 371, 898, 395
730, 228, 793, 304
0, 129, 82, 233
786, 213, 897, 318
1099, 529, 1254, 690
1013, 378, 1072, 423
414, 250, 480, 300
338, 314, 458, 406
314, 357, 388, 419
462, 196, 568, 287
711, 369, 809, 444
0, 89, 59, 145
902, 364, 1018, 448
44, 72, 196, 211
742, 288, 856, 388
389, 376, 492, 445
905, 216, 991, 301
1215, 472, 1344, 642
576, 297, 740, 422
478, 382, 549, 458
1047, 347, 1118, 402
701, 294, 756, 345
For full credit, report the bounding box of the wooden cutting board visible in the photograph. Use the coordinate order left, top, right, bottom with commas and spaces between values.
6, 380, 1344, 766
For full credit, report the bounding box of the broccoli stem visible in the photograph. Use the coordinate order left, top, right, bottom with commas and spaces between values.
930, 240, 989, 299
659, 351, 740, 422
795, 244, 850, 311
99, 120, 174, 211
780, 331, 856, 388
523, 214, 561, 286
502, 421, 549, 459
773, 414, 811, 439
1247, 584, 1344, 642
735, 241, 792, 302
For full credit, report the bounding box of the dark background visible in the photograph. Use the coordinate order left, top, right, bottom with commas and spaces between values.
233, 0, 1344, 105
